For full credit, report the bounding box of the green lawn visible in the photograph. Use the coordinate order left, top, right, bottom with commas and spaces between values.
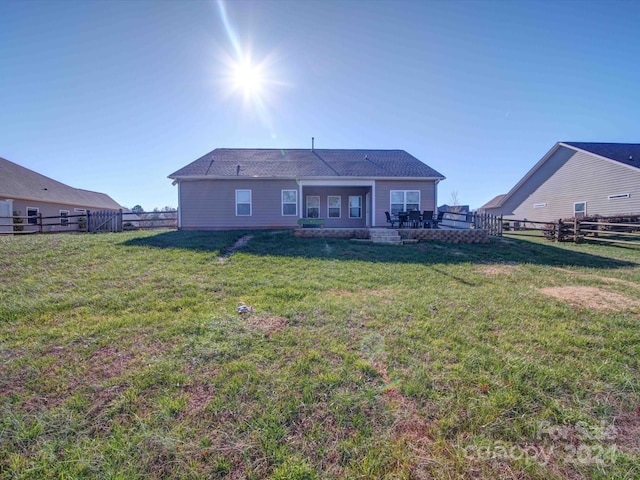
1, 230, 639, 479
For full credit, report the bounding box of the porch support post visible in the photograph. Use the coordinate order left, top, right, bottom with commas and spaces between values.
298, 181, 303, 218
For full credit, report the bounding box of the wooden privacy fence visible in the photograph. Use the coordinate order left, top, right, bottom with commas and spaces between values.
472, 213, 503, 236
88, 210, 122, 232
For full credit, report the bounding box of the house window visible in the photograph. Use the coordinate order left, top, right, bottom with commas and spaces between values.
390, 190, 420, 214
328, 196, 341, 218
74, 208, 86, 213
574, 201, 586, 218
236, 189, 252, 216
60, 210, 69, 226
306, 196, 320, 218
27, 207, 39, 225
349, 196, 362, 218
282, 190, 298, 216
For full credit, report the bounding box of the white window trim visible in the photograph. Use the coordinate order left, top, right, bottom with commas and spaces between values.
573, 201, 587, 217
282, 189, 298, 216
235, 189, 252, 216
27, 207, 39, 225
608, 193, 630, 200
349, 196, 362, 218
328, 195, 341, 218
74, 208, 86, 213
306, 195, 320, 218
390, 190, 420, 213
533, 203, 547, 208
60, 210, 70, 226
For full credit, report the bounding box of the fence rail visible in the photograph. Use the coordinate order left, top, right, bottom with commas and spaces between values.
0, 209, 178, 235
497, 215, 640, 247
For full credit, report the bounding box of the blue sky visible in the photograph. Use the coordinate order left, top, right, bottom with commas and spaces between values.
2, 0, 639, 210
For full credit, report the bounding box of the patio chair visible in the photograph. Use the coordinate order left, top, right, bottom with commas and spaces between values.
408, 210, 421, 228
397, 212, 408, 228
422, 210, 434, 228
385, 211, 399, 228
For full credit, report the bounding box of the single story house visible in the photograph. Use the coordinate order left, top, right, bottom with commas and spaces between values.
438, 204, 470, 214
0, 156, 122, 232
479, 142, 640, 221
168, 148, 445, 230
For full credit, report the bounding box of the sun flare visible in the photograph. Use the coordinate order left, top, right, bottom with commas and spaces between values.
232, 61, 263, 97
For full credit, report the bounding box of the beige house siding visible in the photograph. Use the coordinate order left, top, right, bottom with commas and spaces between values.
374, 180, 437, 227
178, 178, 439, 229
179, 179, 301, 229
302, 186, 369, 228
487, 146, 640, 222
5, 198, 102, 232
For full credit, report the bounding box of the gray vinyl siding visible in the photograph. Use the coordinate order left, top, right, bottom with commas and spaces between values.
490, 146, 640, 222
374, 180, 436, 227
302, 186, 369, 227
5, 198, 117, 232
178, 179, 301, 229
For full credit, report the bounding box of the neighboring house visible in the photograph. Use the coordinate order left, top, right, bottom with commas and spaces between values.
0, 156, 122, 232
168, 148, 445, 230
479, 142, 640, 221
438, 204, 470, 213
437, 204, 472, 229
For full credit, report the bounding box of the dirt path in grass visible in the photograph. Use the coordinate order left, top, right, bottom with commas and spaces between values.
217, 235, 253, 262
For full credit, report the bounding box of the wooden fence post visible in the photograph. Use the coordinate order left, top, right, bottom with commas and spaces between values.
556, 219, 562, 242
86, 210, 91, 233
574, 218, 580, 243
38, 213, 43, 234
498, 215, 503, 236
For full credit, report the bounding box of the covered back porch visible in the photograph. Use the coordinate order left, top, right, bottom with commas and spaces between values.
299, 180, 373, 228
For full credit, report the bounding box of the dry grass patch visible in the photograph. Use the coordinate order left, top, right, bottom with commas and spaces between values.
243, 315, 288, 336
477, 264, 519, 276
614, 410, 640, 455
538, 286, 640, 311
551, 267, 640, 289
322, 287, 398, 305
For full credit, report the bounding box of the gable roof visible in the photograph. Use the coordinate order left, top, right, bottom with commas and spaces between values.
478, 194, 505, 210
485, 142, 640, 210
169, 148, 445, 180
0, 157, 122, 210
562, 142, 640, 170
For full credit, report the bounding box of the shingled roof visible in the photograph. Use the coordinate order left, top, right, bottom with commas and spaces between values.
0, 157, 122, 210
562, 142, 640, 170
169, 149, 445, 179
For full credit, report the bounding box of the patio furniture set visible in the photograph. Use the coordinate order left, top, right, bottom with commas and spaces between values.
385, 210, 442, 229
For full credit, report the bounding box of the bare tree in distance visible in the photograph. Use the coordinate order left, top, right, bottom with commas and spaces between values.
449, 190, 461, 212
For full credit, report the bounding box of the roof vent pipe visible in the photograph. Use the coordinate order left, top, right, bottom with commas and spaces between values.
312, 137, 314, 151
236, 164, 240, 176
